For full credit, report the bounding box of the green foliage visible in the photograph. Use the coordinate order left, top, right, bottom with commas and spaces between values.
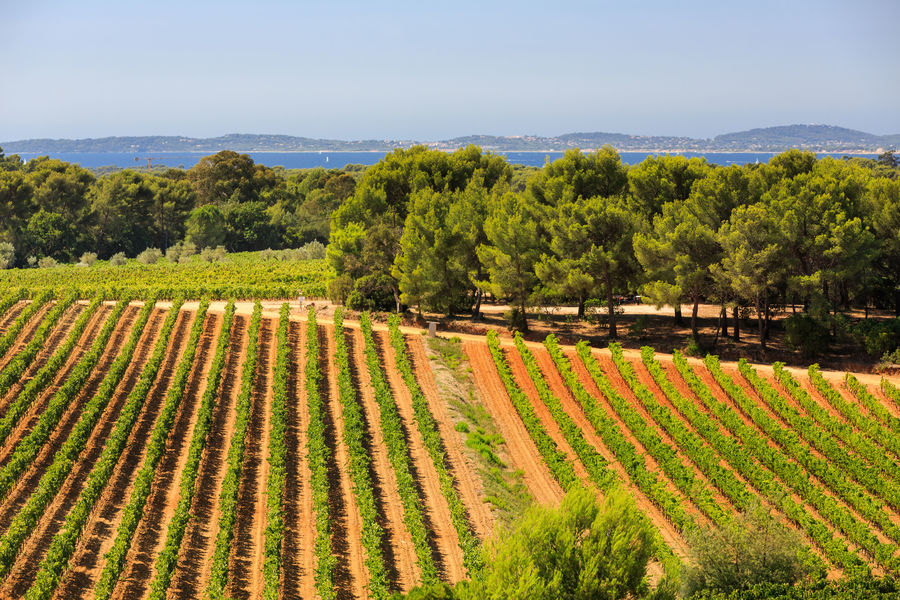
783, 314, 831, 356
186, 203, 227, 249
682, 503, 809, 596
852, 317, 900, 358
0, 241, 14, 268
346, 273, 396, 311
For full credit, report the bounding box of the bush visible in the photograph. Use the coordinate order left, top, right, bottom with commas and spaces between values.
109, 252, 127, 266
165, 241, 196, 263
79, 252, 97, 267
198, 245, 227, 263
136, 248, 163, 265
784, 314, 830, 357
346, 274, 396, 311
37, 256, 58, 269
853, 318, 900, 359
26, 256, 37, 268
682, 501, 810, 596
503, 307, 528, 333
0, 242, 14, 269
328, 274, 354, 305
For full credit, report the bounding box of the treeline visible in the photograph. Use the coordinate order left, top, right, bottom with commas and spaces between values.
326, 145, 900, 355
0, 147, 359, 266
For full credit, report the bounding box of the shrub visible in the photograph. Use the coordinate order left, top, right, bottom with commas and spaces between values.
784, 314, 830, 357
682, 501, 809, 596
198, 245, 226, 263
136, 247, 163, 265
165, 240, 196, 263
346, 274, 395, 311
299, 240, 326, 260
109, 252, 127, 266
327, 274, 354, 305
79, 252, 97, 267
0, 242, 14, 269
853, 318, 900, 359
37, 256, 58, 269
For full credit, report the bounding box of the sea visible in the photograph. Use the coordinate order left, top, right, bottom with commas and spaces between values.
12, 150, 878, 171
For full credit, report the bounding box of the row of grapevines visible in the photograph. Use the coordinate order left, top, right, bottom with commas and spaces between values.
670, 351, 863, 571
883, 379, 900, 410
707, 356, 897, 571
744, 363, 900, 525
0, 289, 27, 328
484, 330, 578, 489
262, 303, 289, 600
334, 309, 388, 598
24, 298, 184, 600
0, 290, 52, 362
148, 300, 236, 600
360, 312, 439, 584
306, 307, 338, 599
206, 301, 263, 600
0, 292, 76, 401
386, 315, 483, 576
528, 336, 682, 577
603, 342, 732, 526
0, 298, 136, 577
844, 374, 900, 434
94, 299, 212, 600
771, 364, 900, 490
808, 365, 900, 461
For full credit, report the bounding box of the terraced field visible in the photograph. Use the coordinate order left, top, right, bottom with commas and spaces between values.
0, 295, 898, 599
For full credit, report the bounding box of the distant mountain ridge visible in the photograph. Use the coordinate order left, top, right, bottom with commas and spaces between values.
3, 125, 898, 154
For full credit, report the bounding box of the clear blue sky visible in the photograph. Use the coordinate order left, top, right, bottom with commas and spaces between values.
2, 0, 897, 140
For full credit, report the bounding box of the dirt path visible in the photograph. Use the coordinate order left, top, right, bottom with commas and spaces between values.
321, 325, 368, 600
377, 331, 466, 584
51, 308, 190, 599
108, 311, 219, 600
0, 302, 87, 417
461, 341, 562, 507
0, 305, 137, 536
227, 317, 275, 600
168, 314, 248, 600
559, 350, 692, 557
0, 301, 52, 373
281, 320, 316, 600
0, 303, 106, 470
347, 328, 420, 593
0, 302, 26, 336
406, 336, 494, 542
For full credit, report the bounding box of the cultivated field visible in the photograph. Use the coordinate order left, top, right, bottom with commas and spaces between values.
0, 296, 898, 599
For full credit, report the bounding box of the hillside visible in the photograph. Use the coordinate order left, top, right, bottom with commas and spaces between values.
3, 124, 897, 154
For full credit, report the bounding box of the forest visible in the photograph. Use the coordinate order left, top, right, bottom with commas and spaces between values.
1, 144, 899, 361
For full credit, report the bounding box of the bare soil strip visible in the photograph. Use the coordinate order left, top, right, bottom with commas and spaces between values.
377, 331, 466, 584
0, 302, 52, 373
168, 314, 249, 599
108, 312, 220, 600
281, 320, 316, 600
406, 336, 495, 542
462, 341, 563, 507
0, 305, 137, 535
0, 302, 88, 417
348, 328, 420, 593
322, 325, 368, 600
0, 302, 26, 336
50, 309, 190, 600
0, 303, 106, 468
227, 317, 275, 600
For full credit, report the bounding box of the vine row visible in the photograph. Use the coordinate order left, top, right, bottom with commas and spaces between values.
0, 290, 52, 363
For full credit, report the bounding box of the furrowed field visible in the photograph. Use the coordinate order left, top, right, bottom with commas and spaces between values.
0, 285, 898, 599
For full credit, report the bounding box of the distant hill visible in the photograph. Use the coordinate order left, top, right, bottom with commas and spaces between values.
3, 125, 897, 154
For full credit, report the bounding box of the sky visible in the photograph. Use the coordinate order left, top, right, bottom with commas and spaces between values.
1, 0, 898, 141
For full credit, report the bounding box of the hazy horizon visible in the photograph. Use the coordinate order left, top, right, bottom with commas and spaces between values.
3, 0, 898, 141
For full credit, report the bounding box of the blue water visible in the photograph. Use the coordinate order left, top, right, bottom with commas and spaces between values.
13, 150, 877, 170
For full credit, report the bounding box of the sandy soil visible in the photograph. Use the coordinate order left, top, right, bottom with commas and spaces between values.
461, 341, 563, 506
407, 336, 495, 542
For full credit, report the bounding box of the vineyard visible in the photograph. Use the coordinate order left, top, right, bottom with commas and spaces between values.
0, 294, 898, 599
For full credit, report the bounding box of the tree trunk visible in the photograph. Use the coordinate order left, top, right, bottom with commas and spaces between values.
577, 296, 586, 319
472, 288, 483, 322
674, 304, 684, 327
608, 287, 617, 339
757, 294, 766, 352
895, 289, 900, 317
691, 297, 700, 339
763, 294, 771, 341
720, 305, 728, 338
733, 306, 740, 342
